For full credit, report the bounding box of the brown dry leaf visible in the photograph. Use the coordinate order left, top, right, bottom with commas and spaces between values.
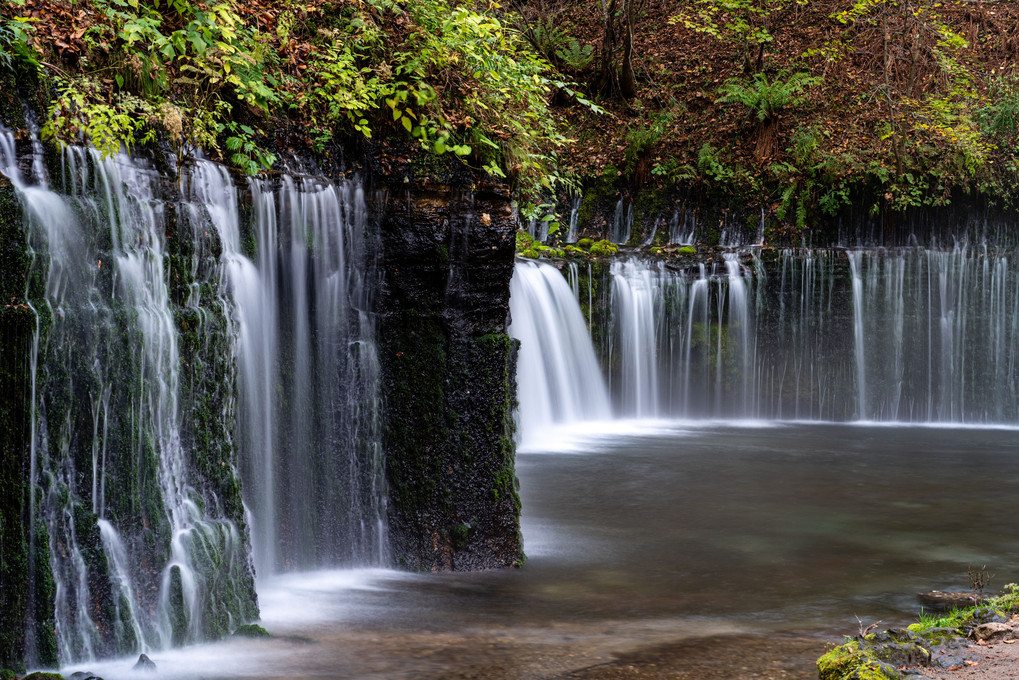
1004, 639, 1017, 644
965, 660, 979, 667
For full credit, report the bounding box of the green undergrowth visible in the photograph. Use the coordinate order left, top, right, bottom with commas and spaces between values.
1, 0, 599, 204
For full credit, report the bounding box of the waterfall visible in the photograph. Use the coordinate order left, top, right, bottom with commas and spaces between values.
513, 246, 1019, 425
508, 260, 611, 444
1, 127, 387, 666
845, 245, 1019, 422
565, 195, 581, 243
0, 135, 257, 663
603, 248, 1019, 420
244, 174, 386, 574
609, 259, 661, 417
610, 199, 632, 244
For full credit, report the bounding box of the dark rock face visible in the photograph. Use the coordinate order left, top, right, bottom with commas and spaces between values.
379, 185, 523, 570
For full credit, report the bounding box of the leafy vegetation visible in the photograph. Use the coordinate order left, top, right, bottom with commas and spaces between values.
6, 0, 1019, 232
1, 0, 595, 204
506, 0, 1019, 241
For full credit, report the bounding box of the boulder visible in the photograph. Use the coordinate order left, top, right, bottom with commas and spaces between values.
971, 622, 1015, 642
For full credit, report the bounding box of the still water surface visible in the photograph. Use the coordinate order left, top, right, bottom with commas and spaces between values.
65, 423, 1019, 679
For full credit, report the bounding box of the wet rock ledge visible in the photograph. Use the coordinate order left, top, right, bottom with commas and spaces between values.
379, 183, 523, 571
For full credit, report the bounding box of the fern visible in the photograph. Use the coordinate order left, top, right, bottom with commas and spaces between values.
555, 38, 594, 70
716, 70, 821, 121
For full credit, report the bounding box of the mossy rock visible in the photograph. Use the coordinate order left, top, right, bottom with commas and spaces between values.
520, 249, 539, 259
679, 245, 696, 254
233, 623, 271, 638
23, 673, 66, 680
577, 238, 594, 249
1, 670, 17, 680
864, 628, 930, 667
820, 628, 935, 680
846, 660, 900, 680
515, 230, 536, 252
589, 239, 619, 257
956, 607, 1006, 629
917, 626, 963, 646
818, 641, 864, 680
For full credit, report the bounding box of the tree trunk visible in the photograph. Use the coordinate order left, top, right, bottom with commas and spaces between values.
619, 0, 637, 99
594, 0, 619, 97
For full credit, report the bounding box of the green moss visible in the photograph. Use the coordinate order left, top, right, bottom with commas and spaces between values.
630, 189, 667, 246
817, 643, 902, 680
679, 245, 696, 254
233, 624, 271, 638
0, 64, 30, 131
577, 238, 594, 249
589, 240, 619, 257
817, 641, 863, 680
22, 672, 65, 680
515, 230, 536, 253
520, 249, 539, 259
846, 660, 900, 680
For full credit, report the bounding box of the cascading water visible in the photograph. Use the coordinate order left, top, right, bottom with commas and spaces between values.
846, 244, 1019, 422
181, 161, 387, 575
243, 173, 386, 575
1, 126, 388, 667
514, 245, 1019, 424
609, 259, 662, 417
565, 195, 581, 243
0, 131, 260, 665
508, 260, 611, 444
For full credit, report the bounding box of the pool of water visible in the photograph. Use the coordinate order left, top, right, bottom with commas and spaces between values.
63, 423, 1019, 679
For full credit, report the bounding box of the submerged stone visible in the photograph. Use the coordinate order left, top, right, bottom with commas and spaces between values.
133, 654, 156, 672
